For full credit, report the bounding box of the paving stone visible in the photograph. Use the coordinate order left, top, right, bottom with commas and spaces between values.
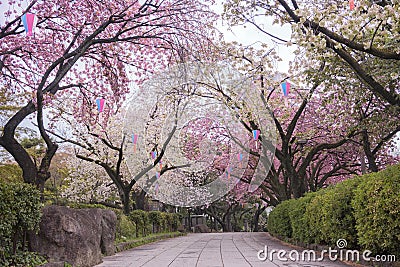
96, 233, 351, 267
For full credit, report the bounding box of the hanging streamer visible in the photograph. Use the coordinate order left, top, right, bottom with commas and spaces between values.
281, 81, 290, 96
252, 130, 260, 140
132, 133, 138, 152
349, 0, 355, 10
151, 151, 157, 160
237, 153, 243, 168
226, 167, 232, 180
253, 129, 260, 149
96, 98, 105, 112
154, 183, 159, 195
21, 13, 37, 36
155, 172, 160, 179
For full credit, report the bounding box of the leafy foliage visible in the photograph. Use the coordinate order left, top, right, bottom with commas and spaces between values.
0, 164, 23, 183
0, 182, 42, 266
287, 191, 320, 244
125, 210, 181, 239
268, 164, 400, 257
267, 199, 294, 239
352, 164, 400, 257
129, 210, 150, 238
305, 178, 360, 247
116, 212, 137, 243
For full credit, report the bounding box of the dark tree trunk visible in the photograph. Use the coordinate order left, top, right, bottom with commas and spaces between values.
122, 188, 131, 215
252, 206, 266, 232
362, 129, 379, 172
134, 189, 147, 210
0, 100, 58, 198
223, 213, 232, 232
0, 137, 37, 184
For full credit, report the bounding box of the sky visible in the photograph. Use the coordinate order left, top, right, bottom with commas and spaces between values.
213, 0, 294, 74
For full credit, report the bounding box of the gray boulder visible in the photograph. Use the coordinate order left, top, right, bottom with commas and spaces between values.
31, 205, 117, 267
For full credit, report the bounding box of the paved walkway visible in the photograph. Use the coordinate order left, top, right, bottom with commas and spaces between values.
96, 232, 351, 267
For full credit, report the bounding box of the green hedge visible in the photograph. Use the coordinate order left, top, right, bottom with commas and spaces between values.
127, 210, 181, 239
352, 165, 400, 257
0, 182, 45, 266
267, 199, 294, 239
304, 178, 360, 247
288, 191, 319, 244
267, 164, 400, 257
115, 211, 137, 242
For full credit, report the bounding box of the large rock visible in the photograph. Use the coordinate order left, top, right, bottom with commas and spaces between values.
30, 205, 117, 267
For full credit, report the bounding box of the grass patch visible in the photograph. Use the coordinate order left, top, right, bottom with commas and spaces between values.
115, 232, 186, 252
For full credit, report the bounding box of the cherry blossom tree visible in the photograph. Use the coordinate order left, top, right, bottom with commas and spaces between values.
59, 155, 120, 205
223, 0, 400, 107
190, 45, 394, 208
220, 0, 400, 203
0, 0, 217, 194
49, 95, 185, 213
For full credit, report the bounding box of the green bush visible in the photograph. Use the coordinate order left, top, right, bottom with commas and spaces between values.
267, 199, 295, 239
166, 213, 181, 232
129, 210, 150, 237
148, 211, 163, 233
304, 178, 360, 247
0, 182, 42, 266
0, 164, 23, 183
352, 164, 400, 257
267, 164, 400, 259
161, 212, 169, 232
2, 251, 47, 267
115, 210, 136, 242
288, 191, 319, 244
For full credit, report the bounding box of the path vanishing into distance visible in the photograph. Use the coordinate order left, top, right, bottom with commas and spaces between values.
96, 232, 352, 267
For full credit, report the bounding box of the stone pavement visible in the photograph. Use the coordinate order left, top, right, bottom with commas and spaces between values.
96, 232, 351, 267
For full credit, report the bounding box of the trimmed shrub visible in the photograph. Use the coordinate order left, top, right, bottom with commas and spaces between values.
160, 212, 169, 232
129, 210, 151, 237
287, 191, 319, 244
129, 210, 144, 238
167, 213, 181, 232
148, 211, 163, 233
127, 210, 181, 238
267, 199, 296, 239
116, 212, 136, 242
305, 178, 360, 247
352, 164, 400, 257
0, 164, 23, 183
267, 164, 400, 258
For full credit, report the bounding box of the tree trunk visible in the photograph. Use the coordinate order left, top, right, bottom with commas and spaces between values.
252, 206, 266, 232
0, 137, 37, 184
134, 189, 146, 210
122, 188, 131, 215
223, 213, 232, 232
362, 129, 379, 172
